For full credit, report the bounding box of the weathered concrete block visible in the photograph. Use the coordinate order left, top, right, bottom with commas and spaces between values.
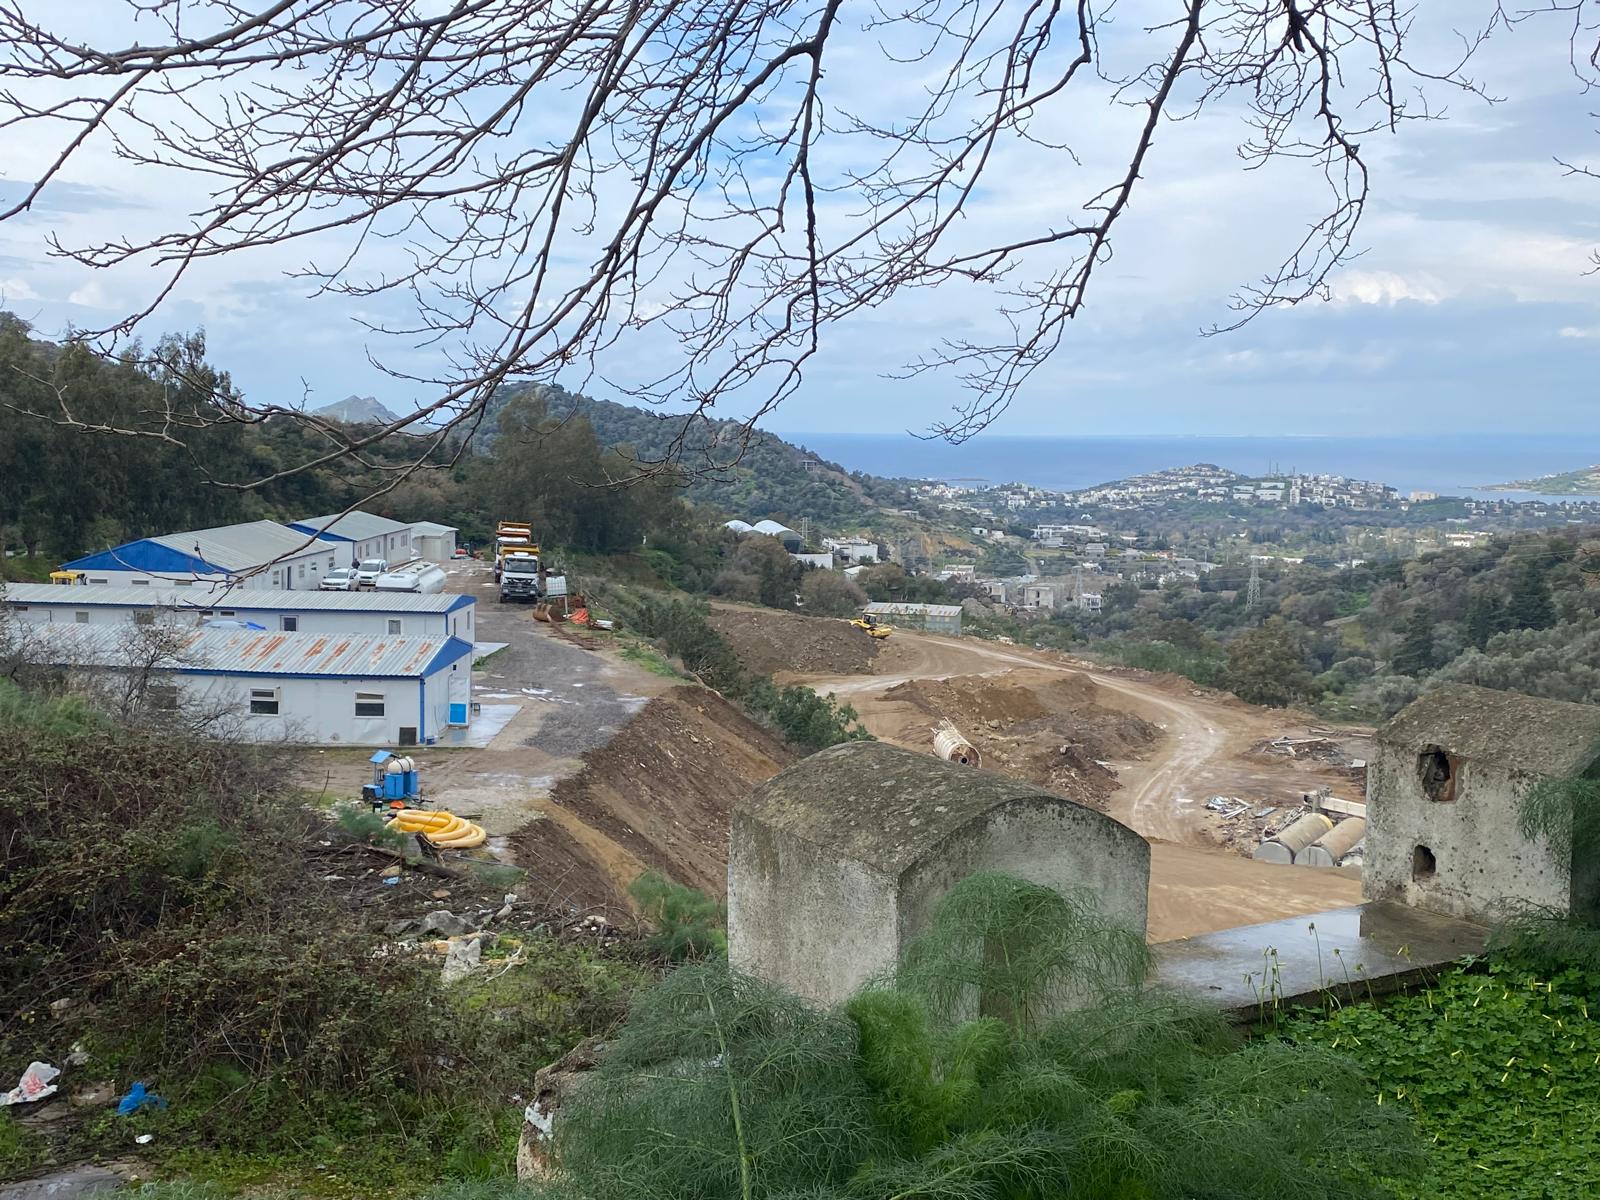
1365, 684, 1600, 925
727, 741, 1150, 1007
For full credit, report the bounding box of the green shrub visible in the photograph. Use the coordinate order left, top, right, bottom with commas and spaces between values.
622, 592, 870, 750
1285, 959, 1600, 1198
540, 873, 1422, 1200
1101, 638, 1227, 687
627, 872, 726, 960
0, 1113, 46, 1179
0, 685, 648, 1190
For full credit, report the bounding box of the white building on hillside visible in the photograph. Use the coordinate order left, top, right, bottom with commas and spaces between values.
2, 584, 475, 641
61, 521, 340, 591
288, 512, 417, 565
22, 623, 475, 745
411, 522, 459, 561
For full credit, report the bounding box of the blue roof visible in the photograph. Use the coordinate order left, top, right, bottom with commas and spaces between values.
287, 521, 354, 542
63, 541, 228, 575
422, 637, 475, 676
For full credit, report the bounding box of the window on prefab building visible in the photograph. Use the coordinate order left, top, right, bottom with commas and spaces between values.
131, 579, 150, 586
74, 611, 89, 624
388, 619, 402, 635
133, 611, 155, 626
271, 570, 281, 587
355, 692, 385, 718
281, 616, 298, 632
249, 688, 280, 715
299, 563, 306, 578
148, 684, 179, 712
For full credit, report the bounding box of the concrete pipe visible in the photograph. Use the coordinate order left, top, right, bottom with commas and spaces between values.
933, 724, 981, 768
1251, 811, 1334, 865
1298, 817, 1367, 868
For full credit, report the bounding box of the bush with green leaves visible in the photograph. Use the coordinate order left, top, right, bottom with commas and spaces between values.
1285, 959, 1600, 1199
628, 871, 727, 961
536, 873, 1422, 1200
0, 681, 647, 1189
620, 592, 870, 751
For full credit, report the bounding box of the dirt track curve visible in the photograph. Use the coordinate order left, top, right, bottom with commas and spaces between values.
791, 631, 1363, 942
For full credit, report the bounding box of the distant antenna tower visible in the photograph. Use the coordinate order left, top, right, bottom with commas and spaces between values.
1246, 559, 1261, 612
798, 516, 811, 547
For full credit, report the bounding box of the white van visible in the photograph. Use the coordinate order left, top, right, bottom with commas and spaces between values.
354, 558, 389, 587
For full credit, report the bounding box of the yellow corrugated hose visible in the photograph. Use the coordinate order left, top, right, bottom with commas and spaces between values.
389, 808, 487, 849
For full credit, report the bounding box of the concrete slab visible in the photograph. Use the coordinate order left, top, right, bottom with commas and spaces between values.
435, 703, 520, 748
1153, 901, 1487, 1018
0, 1166, 121, 1200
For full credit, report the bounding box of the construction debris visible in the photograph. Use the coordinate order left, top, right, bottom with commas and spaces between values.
933, 721, 981, 767
1204, 796, 1251, 819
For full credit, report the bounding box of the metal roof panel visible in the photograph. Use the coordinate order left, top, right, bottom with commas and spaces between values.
2, 583, 473, 615
20, 624, 468, 678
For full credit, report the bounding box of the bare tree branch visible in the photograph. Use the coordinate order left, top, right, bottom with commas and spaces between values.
0, 0, 1504, 477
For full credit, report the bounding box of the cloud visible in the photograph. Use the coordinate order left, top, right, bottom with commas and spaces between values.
1330, 271, 1450, 307
66, 280, 112, 309
0, 276, 39, 302
1559, 324, 1600, 339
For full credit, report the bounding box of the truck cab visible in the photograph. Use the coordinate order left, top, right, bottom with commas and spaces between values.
498, 552, 542, 603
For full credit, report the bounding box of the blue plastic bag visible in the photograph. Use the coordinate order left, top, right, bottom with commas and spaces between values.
116, 1081, 168, 1116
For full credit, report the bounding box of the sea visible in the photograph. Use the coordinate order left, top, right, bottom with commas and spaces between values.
774, 432, 1600, 504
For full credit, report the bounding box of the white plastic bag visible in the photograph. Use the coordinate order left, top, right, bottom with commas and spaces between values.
1, 1061, 61, 1106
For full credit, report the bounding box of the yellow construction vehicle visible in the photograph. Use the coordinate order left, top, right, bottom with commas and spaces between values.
849, 614, 894, 640
492, 521, 540, 583
48, 570, 86, 586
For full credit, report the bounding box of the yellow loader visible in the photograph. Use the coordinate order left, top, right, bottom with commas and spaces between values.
849, 614, 894, 640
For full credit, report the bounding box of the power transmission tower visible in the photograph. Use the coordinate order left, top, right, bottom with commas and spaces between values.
1246, 558, 1261, 613
798, 516, 810, 548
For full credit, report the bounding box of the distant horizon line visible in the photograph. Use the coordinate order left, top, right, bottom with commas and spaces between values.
767, 430, 1578, 441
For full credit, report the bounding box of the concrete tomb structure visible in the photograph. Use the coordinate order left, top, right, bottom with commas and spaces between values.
1365, 684, 1600, 926
727, 741, 1150, 1008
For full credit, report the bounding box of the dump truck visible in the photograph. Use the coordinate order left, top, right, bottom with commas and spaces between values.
499, 551, 543, 603
493, 520, 540, 582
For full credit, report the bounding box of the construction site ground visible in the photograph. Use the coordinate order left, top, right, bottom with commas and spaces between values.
783, 622, 1369, 942
297, 582, 1366, 940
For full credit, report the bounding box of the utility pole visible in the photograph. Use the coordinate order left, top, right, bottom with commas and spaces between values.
1246, 558, 1261, 613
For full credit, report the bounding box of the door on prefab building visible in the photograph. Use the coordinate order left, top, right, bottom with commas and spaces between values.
448, 671, 470, 725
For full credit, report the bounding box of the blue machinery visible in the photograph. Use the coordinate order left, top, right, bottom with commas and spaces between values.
363, 749, 421, 808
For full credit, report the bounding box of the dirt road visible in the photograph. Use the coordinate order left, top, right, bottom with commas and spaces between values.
791, 632, 1364, 941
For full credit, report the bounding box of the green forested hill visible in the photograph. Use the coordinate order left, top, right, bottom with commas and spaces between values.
490, 384, 911, 527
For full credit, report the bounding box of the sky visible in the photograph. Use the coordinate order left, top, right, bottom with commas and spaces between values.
0, 1, 1597, 440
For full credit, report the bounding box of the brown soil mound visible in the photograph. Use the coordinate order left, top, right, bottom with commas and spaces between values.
881, 671, 1161, 810
710, 606, 880, 676
510, 685, 793, 910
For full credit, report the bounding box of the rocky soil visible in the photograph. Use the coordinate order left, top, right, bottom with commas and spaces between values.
709, 605, 882, 676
